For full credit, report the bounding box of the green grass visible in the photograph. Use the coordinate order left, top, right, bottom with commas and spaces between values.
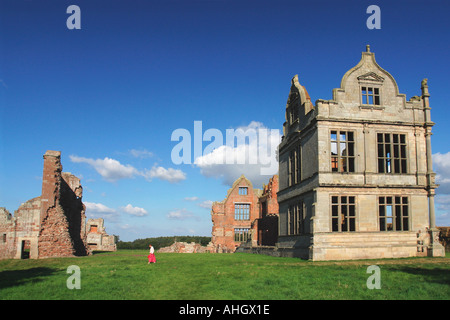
0, 251, 449, 300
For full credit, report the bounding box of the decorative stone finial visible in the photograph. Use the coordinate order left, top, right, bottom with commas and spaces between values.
421, 78, 428, 88
366, 45, 371, 52
421, 78, 430, 98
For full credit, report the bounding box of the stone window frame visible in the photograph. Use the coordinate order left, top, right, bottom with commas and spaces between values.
234, 228, 250, 242
376, 132, 408, 174
330, 130, 355, 173
234, 203, 250, 221
288, 143, 302, 187
289, 105, 299, 125
288, 93, 300, 126
378, 196, 409, 231
360, 85, 381, 106
238, 187, 248, 195
287, 200, 305, 235
331, 195, 356, 232
357, 72, 385, 110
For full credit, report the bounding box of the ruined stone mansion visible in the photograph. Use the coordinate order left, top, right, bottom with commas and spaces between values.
275, 46, 445, 260
0, 151, 116, 260
232, 46, 446, 260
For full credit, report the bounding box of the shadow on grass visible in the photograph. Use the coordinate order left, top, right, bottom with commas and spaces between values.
0, 267, 58, 289
392, 266, 450, 286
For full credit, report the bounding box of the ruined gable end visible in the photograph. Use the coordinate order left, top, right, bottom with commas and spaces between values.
0, 150, 91, 260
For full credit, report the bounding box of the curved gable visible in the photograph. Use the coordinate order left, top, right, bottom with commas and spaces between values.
333, 45, 402, 108
322, 45, 424, 124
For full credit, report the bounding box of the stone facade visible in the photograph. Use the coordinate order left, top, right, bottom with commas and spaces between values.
0, 151, 91, 259
210, 174, 278, 252
276, 46, 445, 261
86, 218, 117, 252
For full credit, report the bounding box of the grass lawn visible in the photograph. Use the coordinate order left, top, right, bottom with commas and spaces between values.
0, 250, 449, 300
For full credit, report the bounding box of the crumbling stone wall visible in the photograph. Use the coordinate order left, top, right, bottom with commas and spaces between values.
158, 241, 213, 253
257, 175, 279, 246
0, 197, 42, 259
86, 218, 117, 251
0, 150, 90, 260
0, 207, 16, 259
38, 151, 89, 258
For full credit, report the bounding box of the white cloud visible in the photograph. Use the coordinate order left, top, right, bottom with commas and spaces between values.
184, 196, 199, 201
433, 152, 450, 194
436, 212, 449, 226
70, 155, 138, 182
84, 202, 117, 214
433, 152, 450, 226
120, 204, 148, 217
129, 149, 154, 159
194, 121, 280, 187
70, 154, 186, 184
198, 200, 213, 209
436, 194, 450, 226
142, 165, 186, 183
84, 202, 119, 222
167, 208, 198, 220
84, 201, 149, 224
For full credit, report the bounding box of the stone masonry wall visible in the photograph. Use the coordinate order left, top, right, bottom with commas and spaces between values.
0, 208, 16, 259
38, 151, 90, 258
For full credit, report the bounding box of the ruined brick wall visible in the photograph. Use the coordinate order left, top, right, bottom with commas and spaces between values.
0, 208, 15, 259
61, 172, 90, 256
86, 218, 117, 251
0, 197, 42, 259
38, 151, 90, 258
0, 151, 91, 260
257, 175, 279, 246
211, 175, 262, 252
260, 175, 279, 215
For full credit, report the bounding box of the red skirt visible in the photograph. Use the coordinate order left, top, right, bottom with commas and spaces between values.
148, 253, 156, 263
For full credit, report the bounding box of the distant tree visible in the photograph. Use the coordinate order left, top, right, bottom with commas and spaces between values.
117, 236, 211, 250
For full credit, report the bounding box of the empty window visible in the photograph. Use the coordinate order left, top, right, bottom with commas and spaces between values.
331, 196, 356, 232
377, 133, 407, 173
2, 234, 6, 243
289, 105, 299, 125
288, 144, 301, 186
288, 201, 305, 235
234, 228, 250, 242
234, 203, 250, 220
331, 131, 355, 172
361, 87, 380, 105
379, 196, 409, 231
238, 187, 248, 195
261, 201, 268, 217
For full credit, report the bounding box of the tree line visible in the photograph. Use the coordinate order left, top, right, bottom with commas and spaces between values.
117, 236, 211, 250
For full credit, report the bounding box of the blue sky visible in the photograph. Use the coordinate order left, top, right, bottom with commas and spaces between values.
1, 0, 449, 241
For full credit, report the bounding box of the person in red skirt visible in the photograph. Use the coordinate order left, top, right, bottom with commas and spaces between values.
148, 244, 156, 264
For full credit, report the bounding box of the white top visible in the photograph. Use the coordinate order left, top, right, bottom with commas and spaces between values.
149, 247, 154, 254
